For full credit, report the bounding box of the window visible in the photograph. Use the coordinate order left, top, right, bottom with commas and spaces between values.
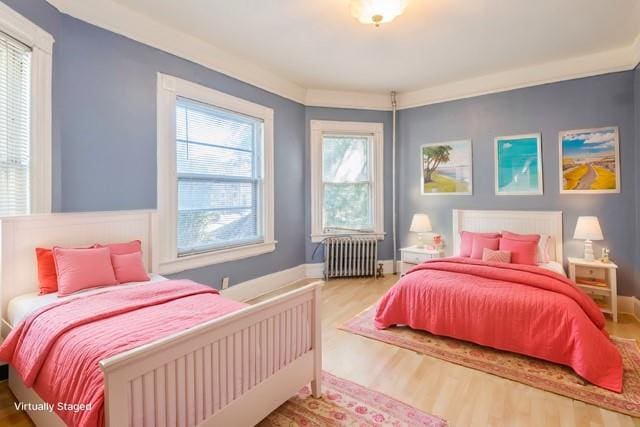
157, 74, 275, 274
310, 120, 384, 242
0, 32, 31, 216
0, 3, 53, 215
176, 98, 264, 255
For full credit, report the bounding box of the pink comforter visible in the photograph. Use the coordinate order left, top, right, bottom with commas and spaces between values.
375, 257, 623, 392
0, 280, 246, 426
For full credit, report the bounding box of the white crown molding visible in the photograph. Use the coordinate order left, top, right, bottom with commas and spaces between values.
46, 0, 307, 104
46, 0, 640, 111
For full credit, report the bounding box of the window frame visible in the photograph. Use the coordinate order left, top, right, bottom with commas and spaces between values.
157, 73, 275, 274
0, 3, 53, 215
310, 120, 384, 243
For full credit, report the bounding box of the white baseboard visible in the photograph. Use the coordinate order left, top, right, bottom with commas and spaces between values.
223, 260, 397, 302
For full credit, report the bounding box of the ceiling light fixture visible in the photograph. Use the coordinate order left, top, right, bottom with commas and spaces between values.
350, 0, 408, 27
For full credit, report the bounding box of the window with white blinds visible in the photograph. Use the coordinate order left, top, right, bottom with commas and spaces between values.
176, 97, 264, 256
0, 31, 31, 216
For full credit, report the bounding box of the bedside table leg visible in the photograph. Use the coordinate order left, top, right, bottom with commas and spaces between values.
611, 269, 618, 322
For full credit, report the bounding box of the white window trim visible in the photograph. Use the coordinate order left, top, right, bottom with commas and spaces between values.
309, 120, 384, 243
0, 2, 53, 214
157, 73, 276, 274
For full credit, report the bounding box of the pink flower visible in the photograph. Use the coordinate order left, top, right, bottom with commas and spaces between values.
373, 413, 386, 422
332, 411, 347, 420
355, 406, 368, 414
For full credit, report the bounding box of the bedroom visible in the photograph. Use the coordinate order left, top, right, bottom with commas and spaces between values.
0, 0, 638, 426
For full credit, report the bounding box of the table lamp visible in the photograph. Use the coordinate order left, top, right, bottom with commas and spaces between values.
573, 216, 603, 261
410, 214, 432, 248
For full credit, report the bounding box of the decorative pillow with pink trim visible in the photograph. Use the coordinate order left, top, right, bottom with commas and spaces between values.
53, 247, 118, 296
498, 238, 538, 266
470, 236, 500, 259
459, 231, 501, 257
482, 248, 512, 263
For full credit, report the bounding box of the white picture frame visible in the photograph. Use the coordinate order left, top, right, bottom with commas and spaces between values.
494, 133, 543, 196
558, 126, 620, 194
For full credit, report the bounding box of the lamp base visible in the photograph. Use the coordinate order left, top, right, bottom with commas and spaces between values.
583, 239, 595, 261
415, 233, 425, 249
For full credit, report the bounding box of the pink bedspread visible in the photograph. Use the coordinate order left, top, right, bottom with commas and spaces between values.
375, 257, 623, 392
0, 280, 247, 426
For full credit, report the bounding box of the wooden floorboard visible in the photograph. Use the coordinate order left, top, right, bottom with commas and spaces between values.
1, 273, 639, 426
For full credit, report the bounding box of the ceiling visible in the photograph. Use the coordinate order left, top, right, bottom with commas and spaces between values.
49, 0, 640, 108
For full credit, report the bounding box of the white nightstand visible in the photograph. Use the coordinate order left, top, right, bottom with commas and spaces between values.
399, 246, 444, 276
568, 257, 618, 322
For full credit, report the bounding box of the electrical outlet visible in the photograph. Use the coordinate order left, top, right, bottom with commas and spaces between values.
221, 277, 230, 290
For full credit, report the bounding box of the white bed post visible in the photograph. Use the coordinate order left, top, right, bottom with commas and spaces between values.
310, 283, 322, 398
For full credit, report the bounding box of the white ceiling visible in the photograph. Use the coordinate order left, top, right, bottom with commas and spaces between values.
108, 0, 640, 93
48, 0, 640, 108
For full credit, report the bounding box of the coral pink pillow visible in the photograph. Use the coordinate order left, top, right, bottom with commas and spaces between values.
111, 252, 150, 284
459, 231, 501, 257
35, 248, 58, 295
53, 247, 118, 296
470, 236, 500, 259
502, 231, 551, 263
97, 240, 142, 255
499, 238, 538, 265
482, 248, 512, 263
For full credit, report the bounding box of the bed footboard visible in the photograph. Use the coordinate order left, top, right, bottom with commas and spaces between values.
100, 281, 323, 427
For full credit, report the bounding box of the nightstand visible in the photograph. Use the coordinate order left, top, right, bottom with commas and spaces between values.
399, 246, 444, 276
568, 257, 618, 322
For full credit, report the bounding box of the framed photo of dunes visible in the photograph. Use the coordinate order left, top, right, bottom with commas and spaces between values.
559, 127, 620, 194
421, 140, 472, 195
494, 133, 543, 195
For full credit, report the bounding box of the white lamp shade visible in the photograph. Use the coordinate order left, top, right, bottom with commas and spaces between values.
410, 214, 432, 233
573, 216, 604, 241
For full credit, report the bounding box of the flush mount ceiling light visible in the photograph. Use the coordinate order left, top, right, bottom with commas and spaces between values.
350, 0, 408, 27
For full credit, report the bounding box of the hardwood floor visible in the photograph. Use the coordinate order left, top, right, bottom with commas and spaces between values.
1, 274, 639, 426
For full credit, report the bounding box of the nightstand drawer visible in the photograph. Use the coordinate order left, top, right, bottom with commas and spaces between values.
402, 252, 428, 264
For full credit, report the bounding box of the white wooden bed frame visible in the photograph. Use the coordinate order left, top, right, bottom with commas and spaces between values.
452, 209, 563, 263
0, 210, 323, 427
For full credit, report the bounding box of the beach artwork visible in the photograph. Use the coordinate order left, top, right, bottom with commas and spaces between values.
494, 134, 542, 195
559, 127, 620, 194
421, 140, 472, 195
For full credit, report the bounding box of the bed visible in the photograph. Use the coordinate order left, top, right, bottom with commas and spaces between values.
0, 210, 323, 427
375, 209, 623, 392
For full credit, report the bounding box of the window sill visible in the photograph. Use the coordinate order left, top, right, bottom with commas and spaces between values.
310, 232, 385, 243
158, 241, 277, 274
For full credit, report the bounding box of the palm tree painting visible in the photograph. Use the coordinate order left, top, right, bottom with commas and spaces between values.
421, 140, 472, 195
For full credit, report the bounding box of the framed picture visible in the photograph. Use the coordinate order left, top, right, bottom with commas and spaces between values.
494, 133, 543, 195
421, 140, 472, 195
559, 126, 620, 194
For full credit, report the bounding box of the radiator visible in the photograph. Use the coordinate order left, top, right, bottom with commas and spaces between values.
323, 236, 378, 280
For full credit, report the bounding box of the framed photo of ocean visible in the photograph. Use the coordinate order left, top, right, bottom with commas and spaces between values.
420, 140, 472, 195
494, 133, 543, 195
559, 126, 620, 194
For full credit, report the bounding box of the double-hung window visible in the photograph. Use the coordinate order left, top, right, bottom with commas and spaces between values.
157, 74, 275, 274
310, 120, 384, 242
0, 4, 53, 216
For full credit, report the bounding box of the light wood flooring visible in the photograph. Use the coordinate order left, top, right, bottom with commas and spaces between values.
2, 274, 640, 426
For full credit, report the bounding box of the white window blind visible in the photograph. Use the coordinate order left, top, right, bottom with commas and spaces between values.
322, 134, 374, 232
176, 97, 264, 256
0, 31, 31, 216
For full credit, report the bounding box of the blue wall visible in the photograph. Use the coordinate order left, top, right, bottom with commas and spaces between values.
635, 65, 640, 296
4, 0, 307, 288
397, 72, 637, 295
304, 107, 394, 264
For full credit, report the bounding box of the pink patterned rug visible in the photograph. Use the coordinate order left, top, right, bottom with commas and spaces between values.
341, 305, 640, 417
259, 371, 447, 426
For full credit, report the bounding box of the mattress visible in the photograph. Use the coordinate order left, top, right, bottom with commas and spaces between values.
6, 274, 168, 327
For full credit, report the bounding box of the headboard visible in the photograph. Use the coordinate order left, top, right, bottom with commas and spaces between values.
0, 210, 158, 324
452, 210, 563, 262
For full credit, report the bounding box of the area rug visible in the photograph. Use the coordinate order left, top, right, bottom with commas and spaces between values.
259, 371, 447, 426
340, 305, 640, 418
